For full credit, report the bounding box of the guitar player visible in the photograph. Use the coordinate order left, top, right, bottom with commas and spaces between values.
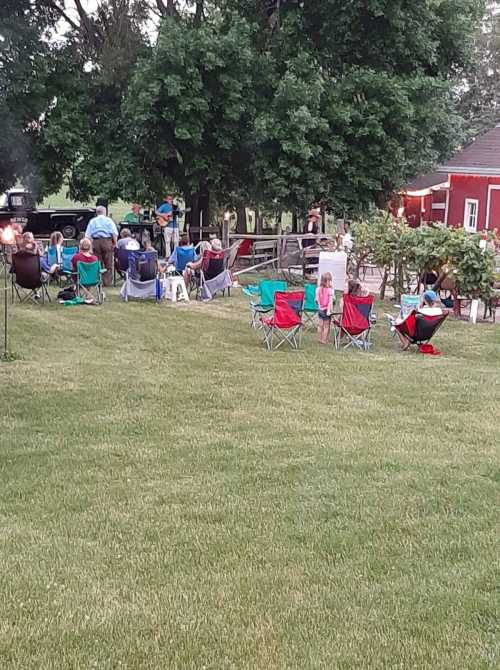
156, 194, 179, 256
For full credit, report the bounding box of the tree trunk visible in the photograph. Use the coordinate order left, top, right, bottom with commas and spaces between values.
236, 206, 247, 234
292, 210, 298, 233
185, 186, 210, 240
379, 267, 389, 300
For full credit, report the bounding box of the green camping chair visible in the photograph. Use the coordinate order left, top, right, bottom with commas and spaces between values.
302, 283, 318, 329
76, 260, 104, 304
249, 279, 287, 328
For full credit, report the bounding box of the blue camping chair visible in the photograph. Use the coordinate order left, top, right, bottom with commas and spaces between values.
61, 247, 78, 275
173, 245, 197, 273
120, 250, 162, 302
46, 245, 62, 267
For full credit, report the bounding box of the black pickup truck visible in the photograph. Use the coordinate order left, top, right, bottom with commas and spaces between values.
0, 189, 95, 239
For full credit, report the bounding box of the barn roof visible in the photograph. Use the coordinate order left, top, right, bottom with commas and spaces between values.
403, 172, 448, 192
437, 125, 500, 175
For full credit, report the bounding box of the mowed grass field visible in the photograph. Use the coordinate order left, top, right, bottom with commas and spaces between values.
0, 287, 499, 670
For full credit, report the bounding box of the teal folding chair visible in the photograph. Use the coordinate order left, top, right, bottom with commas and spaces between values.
76, 261, 104, 304
249, 279, 287, 328
302, 283, 318, 329
61, 246, 78, 283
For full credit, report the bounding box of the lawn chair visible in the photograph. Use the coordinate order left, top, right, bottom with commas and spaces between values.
120, 250, 162, 302
46, 245, 62, 268
394, 311, 448, 350
114, 247, 132, 284
10, 251, 51, 304
61, 246, 78, 275
398, 294, 421, 319
197, 249, 232, 301
333, 294, 375, 351
173, 245, 197, 274
225, 239, 243, 272
76, 260, 104, 304
261, 291, 305, 351
302, 283, 318, 329
248, 279, 287, 328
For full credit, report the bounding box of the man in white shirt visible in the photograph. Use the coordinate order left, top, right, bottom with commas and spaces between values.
418, 290, 443, 316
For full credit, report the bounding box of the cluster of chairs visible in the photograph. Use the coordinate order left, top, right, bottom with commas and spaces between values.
244, 279, 376, 351
244, 279, 447, 352
116, 241, 240, 303
9, 245, 104, 305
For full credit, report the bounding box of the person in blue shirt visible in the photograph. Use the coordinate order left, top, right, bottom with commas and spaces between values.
156, 195, 179, 256
85, 206, 119, 287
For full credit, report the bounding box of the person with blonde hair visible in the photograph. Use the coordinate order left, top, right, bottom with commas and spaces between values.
316, 271, 335, 344
70, 238, 99, 303
20, 231, 42, 255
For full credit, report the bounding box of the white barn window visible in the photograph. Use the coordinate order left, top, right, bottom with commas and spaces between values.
464, 199, 479, 232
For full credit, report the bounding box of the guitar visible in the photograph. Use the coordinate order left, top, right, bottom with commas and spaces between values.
156, 212, 173, 227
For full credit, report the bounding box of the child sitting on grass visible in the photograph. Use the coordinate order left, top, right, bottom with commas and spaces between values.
316, 272, 335, 344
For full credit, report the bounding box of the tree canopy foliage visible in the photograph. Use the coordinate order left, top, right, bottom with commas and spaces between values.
0, 0, 487, 217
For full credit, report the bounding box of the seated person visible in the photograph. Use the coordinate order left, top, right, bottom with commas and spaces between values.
117, 227, 140, 250
41, 231, 64, 276
71, 238, 99, 304
347, 278, 368, 297
417, 289, 443, 316
168, 234, 198, 272
123, 203, 142, 225
20, 232, 43, 256
396, 290, 443, 350
185, 238, 225, 285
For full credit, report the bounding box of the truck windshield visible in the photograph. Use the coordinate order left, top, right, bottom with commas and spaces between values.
11, 195, 26, 208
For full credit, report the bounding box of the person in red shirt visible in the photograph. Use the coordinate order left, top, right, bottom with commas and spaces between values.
71, 237, 98, 271
71, 238, 98, 303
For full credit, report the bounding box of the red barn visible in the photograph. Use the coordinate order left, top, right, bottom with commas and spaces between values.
399, 172, 448, 227
401, 125, 500, 234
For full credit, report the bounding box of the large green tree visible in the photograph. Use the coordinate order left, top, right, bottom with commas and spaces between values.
35, 0, 149, 201
0, 1, 60, 194
32, 0, 486, 220
459, 2, 500, 138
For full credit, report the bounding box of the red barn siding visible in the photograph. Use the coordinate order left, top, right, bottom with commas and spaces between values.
487, 187, 500, 232
404, 195, 422, 227
447, 174, 500, 232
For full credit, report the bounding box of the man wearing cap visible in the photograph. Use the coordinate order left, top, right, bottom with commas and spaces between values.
396, 290, 443, 349
85, 205, 118, 287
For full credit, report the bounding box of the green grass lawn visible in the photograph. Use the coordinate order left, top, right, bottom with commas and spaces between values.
0, 287, 499, 669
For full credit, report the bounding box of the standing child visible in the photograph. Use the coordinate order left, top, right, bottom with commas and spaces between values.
316, 272, 335, 344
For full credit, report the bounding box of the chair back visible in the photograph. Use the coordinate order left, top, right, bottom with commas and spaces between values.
203, 250, 225, 280
115, 247, 132, 273
401, 311, 448, 344
400, 294, 420, 319
175, 245, 196, 272
259, 279, 287, 308
303, 283, 318, 312
273, 291, 304, 328
47, 245, 62, 267
61, 247, 78, 273
225, 240, 242, 270
341, 294, 374, 335
11, 252, 43, 289
77, 260, 101, 287
128, 250, 157, 282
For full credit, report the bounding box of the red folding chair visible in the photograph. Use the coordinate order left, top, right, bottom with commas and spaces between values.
394, 310, 448, 349
333, 294, 375, 351
261, 291, 304, 350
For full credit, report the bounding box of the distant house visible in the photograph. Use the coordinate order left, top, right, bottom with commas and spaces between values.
400, 125, 500, 234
